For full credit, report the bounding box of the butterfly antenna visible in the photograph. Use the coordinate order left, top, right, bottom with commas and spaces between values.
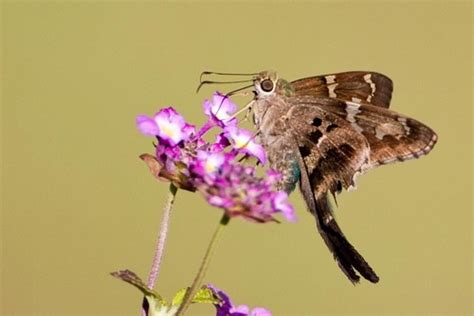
199, 71, 259, 82
196, 79, 253, 93
224, 84, 254, 98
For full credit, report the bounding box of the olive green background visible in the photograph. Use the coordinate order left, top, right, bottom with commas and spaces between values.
1, 1, 472, 315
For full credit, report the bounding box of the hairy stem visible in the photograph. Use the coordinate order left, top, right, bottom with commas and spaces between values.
141, 183, 178, 316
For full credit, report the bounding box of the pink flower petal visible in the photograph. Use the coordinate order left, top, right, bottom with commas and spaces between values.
273, 191, 296, 222
153, 107, 188, 145
203, 92, 237, 126
231, 305, 250, 314
136, 115, 159, 136
251, 307, 272, 316
225, 126, 267, 164
245, 141, 266, 165
195, 151, 227, 175
183, 123, 196, 138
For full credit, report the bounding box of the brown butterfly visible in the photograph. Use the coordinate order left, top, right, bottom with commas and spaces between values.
201, 71, 438, 283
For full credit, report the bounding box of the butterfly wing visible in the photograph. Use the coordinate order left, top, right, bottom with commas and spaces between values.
302, 97, 438, 172
286, 102, 379, 283
291, 71, 393, 108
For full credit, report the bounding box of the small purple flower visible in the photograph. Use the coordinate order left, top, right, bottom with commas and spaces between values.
136, 107, 194, 146
204, 92, 237, 127
136, 108, 199, 190
192, 151, 228, 176
225, 126, 266, 164
207, 285, 272, 316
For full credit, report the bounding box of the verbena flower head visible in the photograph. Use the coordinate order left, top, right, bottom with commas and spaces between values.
207, 285, 272, 316
136, 94, 296, 223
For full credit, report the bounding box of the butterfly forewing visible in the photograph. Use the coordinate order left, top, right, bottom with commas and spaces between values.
291, 71, 393, 108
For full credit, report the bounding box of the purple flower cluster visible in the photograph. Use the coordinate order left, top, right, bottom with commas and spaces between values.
207, 285, 272, 316
136, 92, 295, 223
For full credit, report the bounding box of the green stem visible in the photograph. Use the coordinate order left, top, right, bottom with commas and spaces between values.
176, 214, 230, 315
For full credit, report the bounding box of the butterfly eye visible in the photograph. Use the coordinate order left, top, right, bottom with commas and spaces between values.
260, 79, 274, 92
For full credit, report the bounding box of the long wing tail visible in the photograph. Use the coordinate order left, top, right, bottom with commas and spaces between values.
294, 141, 379, 284
313, 195, 379, 284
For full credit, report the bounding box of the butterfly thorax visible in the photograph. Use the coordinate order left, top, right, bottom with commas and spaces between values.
252, 71, 301, 192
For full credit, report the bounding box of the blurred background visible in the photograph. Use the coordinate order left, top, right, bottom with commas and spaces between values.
1, 1, 472, 315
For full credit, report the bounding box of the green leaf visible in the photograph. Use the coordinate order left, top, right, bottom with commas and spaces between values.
171, 286, 219, 307
171, 288, 188, 306
110, 269, 166, 305
192, 286, 220, 304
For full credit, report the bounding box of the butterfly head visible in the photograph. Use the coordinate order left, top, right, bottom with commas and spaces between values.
254, 71, 294, 98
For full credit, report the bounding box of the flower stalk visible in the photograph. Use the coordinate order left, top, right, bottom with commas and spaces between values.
141, 183, 178, 316
176, 214, 230, 316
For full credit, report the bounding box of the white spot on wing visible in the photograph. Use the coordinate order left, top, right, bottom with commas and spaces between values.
375, 126, 387, 140
325, 75, 336, 84
363, 73, 376, 102
374, 122, 394, 140
345, 102, 364, 133
397, 116, 411, 135
328, 83, 337, 98
349, 151, 371, 191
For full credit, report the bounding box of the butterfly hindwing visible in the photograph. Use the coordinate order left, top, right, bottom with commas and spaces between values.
291, 71, 393, 108
287, 103, 369, 194
286, 103, 379, 283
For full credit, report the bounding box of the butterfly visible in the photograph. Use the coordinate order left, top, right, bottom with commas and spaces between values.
202, 70, 438, 283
